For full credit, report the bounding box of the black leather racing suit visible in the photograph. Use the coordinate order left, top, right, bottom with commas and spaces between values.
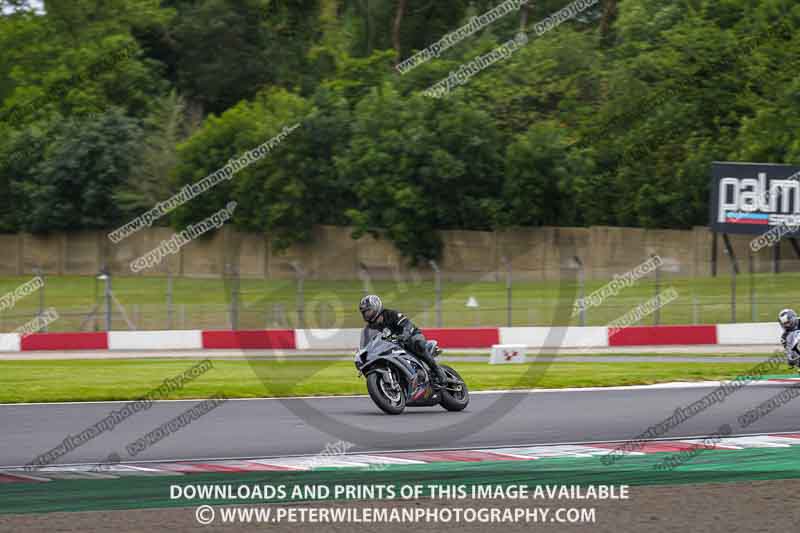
362, 309, 444, 381
782, 326, 800, 366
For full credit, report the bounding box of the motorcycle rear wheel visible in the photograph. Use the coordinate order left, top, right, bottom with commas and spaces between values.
439, 365, 469, 411
366, 370, 406, 414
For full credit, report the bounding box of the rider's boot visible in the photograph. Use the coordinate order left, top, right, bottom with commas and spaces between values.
432, 365, 448, 388
408, 334, 448, 388
418, 349, 447, 388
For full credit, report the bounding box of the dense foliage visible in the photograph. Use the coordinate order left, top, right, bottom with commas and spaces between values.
1, 0, 799, 262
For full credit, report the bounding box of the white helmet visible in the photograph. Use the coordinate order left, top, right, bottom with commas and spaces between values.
779, 308, 798, 331
359, 294, 383, 323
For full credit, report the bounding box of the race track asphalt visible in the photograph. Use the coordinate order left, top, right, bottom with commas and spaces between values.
2, 382, 800, 468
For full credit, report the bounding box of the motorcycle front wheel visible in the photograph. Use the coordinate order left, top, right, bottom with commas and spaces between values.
366, 370, 406, 414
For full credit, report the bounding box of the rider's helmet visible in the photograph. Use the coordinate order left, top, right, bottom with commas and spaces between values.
359, 294, 383, 323
779, 308, 798, 331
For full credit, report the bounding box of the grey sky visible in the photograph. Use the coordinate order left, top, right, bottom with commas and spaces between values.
1, 0, 45, 15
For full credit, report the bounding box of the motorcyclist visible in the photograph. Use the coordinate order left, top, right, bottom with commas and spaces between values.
359, 294, 448, 387
779, 308, 800, 367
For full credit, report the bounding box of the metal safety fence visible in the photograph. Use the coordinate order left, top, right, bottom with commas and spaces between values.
1, 256, 800, 332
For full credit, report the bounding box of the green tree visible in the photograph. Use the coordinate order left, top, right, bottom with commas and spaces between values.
171, 88, 317, 249
169, 0, 318, 114
499, 122, 596, 228
12, 109, 142, 232
338, 85, 504, 263
113, 90, 196, 215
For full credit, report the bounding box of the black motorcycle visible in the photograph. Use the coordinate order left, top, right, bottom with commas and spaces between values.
354, 331, 469, 415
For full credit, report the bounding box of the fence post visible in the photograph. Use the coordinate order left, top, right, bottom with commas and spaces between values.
653, 254, 661, 325
693, 296, 699, 325
93, 273, 99, 331
505, 257, 512, 327
749, 253, 756, 322
34, 267, 46, 332
573, 256, 586, 326
291, 261, 305, 328
167, 268, 174, 330
723, 245, 739, 323
98, 269, 112, 331
298, 275, 304, 329
731, 264, 737, 323
429, 260, 442, 327
227, 263, 240, 330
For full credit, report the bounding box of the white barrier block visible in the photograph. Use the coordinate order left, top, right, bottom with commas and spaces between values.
490, 344, 527, 364
717, 322, 782, 345
0, 333, 20, 352
499, 327, 609, 348
295, 329, 363, 350
108, 330, 203, 350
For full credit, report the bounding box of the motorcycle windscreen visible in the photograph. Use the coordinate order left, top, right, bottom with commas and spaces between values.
360, 326, 380, 349
363, 336, 399, 359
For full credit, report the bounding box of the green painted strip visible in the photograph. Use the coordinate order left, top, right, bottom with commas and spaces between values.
2, 447, 800, 515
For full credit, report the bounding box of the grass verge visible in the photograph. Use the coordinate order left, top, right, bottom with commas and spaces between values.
0, 358, 783, 404
0, 270, 794, 330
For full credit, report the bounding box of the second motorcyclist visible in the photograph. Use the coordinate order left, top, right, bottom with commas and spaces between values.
779, 308, 800, 368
